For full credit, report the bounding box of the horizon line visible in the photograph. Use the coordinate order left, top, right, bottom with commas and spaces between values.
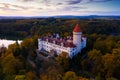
0, 15, 120, 17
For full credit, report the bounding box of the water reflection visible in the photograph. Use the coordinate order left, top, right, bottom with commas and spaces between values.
0, 39, 22, 48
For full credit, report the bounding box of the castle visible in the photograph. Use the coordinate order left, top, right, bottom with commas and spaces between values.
38, 24, 87, 58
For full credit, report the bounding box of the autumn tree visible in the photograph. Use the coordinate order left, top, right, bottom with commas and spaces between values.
1, 53, 20, 80
88, 49, 103, 76
63, 71, 78, 80
57, 52, 70, 71
111, 48, 120, 79
41, 66, 62, 80
25, 71, 38, 80
102, 53, 115, 78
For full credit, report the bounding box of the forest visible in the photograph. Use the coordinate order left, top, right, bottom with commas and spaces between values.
0, 18, 120, 80
0, 18, 120, 39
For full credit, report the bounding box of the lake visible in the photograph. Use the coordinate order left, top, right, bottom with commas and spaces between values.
0, 39, 22, 48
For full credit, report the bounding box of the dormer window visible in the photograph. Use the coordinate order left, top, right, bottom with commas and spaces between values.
46, 39, 48, 42
61, 43, 64, 46
53, 40, 56, 44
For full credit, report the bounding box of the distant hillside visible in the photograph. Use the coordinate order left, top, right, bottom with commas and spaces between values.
52, 15, 120, 19
0, 16, 30, 19
0, 15, 120, 19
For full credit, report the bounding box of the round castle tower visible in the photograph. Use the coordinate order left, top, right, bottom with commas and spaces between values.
73, 24, 82, 53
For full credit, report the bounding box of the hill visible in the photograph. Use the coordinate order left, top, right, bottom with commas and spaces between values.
0, 15, 120, 19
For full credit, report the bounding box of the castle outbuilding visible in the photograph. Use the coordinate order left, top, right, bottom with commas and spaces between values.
38, 24, 87, 58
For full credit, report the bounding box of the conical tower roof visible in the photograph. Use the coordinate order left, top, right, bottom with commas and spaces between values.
73, 24, 82, 32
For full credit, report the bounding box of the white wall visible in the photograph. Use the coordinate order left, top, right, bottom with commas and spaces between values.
39, 40, 77, 58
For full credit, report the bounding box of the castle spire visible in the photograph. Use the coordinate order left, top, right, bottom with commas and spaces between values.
73, 24, 82, 32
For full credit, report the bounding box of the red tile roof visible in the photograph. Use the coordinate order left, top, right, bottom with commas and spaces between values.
73, 24, 82, 32
65, 42, 76, 48
42, 37, 76, 48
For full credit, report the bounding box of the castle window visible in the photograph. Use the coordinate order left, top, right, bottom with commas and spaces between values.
73, 52, 74, 55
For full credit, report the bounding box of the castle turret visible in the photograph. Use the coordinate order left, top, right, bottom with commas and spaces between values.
73, 24, 82, 53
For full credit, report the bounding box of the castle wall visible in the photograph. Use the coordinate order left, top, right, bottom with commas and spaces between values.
38, 39, 42, 51
38, 39, 77, 58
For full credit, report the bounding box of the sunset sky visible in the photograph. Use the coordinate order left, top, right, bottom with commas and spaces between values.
0, 0, 120, 16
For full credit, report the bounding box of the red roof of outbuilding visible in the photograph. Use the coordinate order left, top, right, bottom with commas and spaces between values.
73, 24, 82, 32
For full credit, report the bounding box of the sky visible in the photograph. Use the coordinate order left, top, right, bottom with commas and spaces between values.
0, 0, 120, 16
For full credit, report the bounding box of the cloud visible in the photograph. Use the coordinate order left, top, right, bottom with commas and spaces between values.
0, 3, 33, 10
0, 3, 17, 11
0, 3, 35, 11
71, 6, 87, 9
0, 7, 18, 11
66, 0, 112, 5
91, 0, 112, 2
57, 3, 63, 5
87, 0, 112, 3
86, 10, 120, 13
58, 6, 87, 12
17, 0, 35, 2
66, 0, 82, 5
41, 0, 51, 6
37, 7, 43, 10
76, 10, 120, 14
11, 5, 29, 10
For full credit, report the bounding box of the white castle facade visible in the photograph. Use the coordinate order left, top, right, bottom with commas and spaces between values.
38, 24, 87, 58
